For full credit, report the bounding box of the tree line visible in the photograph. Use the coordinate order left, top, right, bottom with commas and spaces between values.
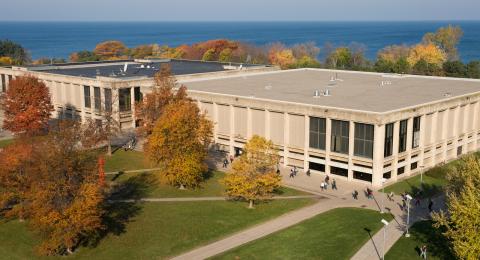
1, 25, 479, 79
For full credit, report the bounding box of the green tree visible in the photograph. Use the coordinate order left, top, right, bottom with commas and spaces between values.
374, 58, 395, 73
295, 56, 321, 68
412, 59, 443, 76
432, 156, 480, 260
443, 61, 467, 78
466, 61, 480, 79
223, 136, 281, 208
69, 51, 100, 62
325, 47, 352, 69
219, 48, 233, 62
202, 48, 216, 61
0, 39, 31, 65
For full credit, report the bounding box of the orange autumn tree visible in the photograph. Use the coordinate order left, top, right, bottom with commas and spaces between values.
223, 135, 281, 208
93, 40, 128, 60
268, 43, 296, 69
135, 64, 188, 137
145, 99, 213, 189
1, 75, 53, 136
0, 121, 105, 256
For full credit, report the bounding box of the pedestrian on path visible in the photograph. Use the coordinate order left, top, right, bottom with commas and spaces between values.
387, 191, 395, 201
352, 190, 359, 200
306, 169, 311, 177
320, 182, 325, 191
289, 168, 295, 178
332, 179, 337, 190
325, 175, 330, 185
229, 155, 234, 164
420, 245, 427, 259
366, 188, 373, 199
223, 158, 228, 168
428, 199, 434, 212
415, 197, 421, 207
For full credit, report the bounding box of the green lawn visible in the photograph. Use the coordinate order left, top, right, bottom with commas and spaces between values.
108, 171, 308, 199
0, 138, 13, 148
386, 220, 454, 260
104, 149, 154, 172
0, 199, 315, 260
211, 208, 394, 260
383, 157, 467, 197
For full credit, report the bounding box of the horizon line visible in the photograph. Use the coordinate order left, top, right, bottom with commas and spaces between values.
1, 19, 480, 23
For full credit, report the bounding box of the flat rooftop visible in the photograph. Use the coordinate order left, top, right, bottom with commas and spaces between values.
183, 69, 480, 113
26, 59, 262, 79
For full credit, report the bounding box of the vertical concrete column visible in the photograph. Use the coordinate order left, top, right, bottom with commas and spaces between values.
391, 121, 400, 181
347, 121, 355, 181
246, 107, 252, 139
4, 74, 9, 90
451, 106, 459, 159
405, 118, 413, 176
372, 124, 385, 187
325, 118, 332, 175
418, 114, 426, 168
473, 102, 479, 151
0, 74, 3, 92
283, 113, 290, 167
441, 109, 449, 162
265, 110, 271, 140
303, 115, 310, 170
229, 105, 235, 156
130, 87, 135, 128
431, 111, 438, 165
80, 85, 86, 123
213, 102, 219, 143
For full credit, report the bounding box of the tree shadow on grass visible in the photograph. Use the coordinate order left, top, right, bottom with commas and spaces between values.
109, 172, 158, 200
403, 179, 444, 198
409, 220, 455, 259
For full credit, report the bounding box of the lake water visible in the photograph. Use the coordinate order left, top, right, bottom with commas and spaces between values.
0, 21, 479, 61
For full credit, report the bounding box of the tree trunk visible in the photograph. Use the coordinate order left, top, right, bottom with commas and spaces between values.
179, 184, 186, 190
248, 200, 254, 209
107, 139, 112, 156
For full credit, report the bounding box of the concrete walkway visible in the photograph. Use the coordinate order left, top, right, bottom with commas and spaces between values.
109, 195, 319, 203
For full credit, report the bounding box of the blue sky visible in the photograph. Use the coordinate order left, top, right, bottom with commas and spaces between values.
2, 0, 479, 21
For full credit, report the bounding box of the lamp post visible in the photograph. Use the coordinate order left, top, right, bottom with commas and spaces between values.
381, 219, 389, 260
405, 194, 412, 237
380, 178, 387, 214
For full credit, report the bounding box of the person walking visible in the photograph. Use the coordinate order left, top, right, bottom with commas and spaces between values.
352, 190, 359, 200
229, 155, 234, 164
223, 158, 228, 168
366, 188, 373, 199
306, 169, 311, 177
420, 245, 427, 259
428, 199, 434, 212
289, 168, 295, 178
325, 175, 330, 185
332, 179, 337, 190
415, 197, 421, 207
320, 182, 325, 191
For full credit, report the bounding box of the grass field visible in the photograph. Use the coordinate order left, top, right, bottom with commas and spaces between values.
0, 138, 13, 148
104, 149, 154, 172
0, 199, 315, 260
211, 208, 394, 260
108, 171, 308, 199
383, 156, 469, 197
386, 220, 454, 260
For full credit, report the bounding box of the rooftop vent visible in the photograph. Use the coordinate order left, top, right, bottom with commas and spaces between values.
124, 63, 128, 72
314, 89, 331, 97
444, 92, 452, 97
323, 89, 331, 96
314, 90, 321, 98
381, 80, 392, 86
330, 73, 343, 82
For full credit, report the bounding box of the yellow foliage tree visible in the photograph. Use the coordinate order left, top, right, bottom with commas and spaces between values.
432, 156, 480, 259
407, 43, 447, 67
223, 135, 281, 208
270, 49, 296, 69
0, 56, 13, 65
145, 100, 213, 189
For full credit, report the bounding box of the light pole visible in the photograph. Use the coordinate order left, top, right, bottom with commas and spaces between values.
405, 194, 412, 237
380, 178, 387, 214
381, 219, 389, 260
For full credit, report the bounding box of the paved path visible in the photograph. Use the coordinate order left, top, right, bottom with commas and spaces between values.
109, 195, 319, 203
105, 167, 162, 175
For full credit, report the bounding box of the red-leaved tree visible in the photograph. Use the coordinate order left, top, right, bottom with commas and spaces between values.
1, 75, 53, 136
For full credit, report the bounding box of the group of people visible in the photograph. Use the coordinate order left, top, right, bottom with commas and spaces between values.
222, 155, 234, 168
320, 175, 337, 191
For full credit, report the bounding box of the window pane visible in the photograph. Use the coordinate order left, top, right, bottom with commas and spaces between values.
84, 86, 91, 108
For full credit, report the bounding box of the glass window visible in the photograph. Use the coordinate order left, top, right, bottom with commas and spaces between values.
384, 123, 394, 157
119, 88, 131, 112
1, 74, 5, 92
354, 123, 374, 158
309, 117, 326, 150
399, 120, 408, 153
331, 120, 349, 154
411, 162, 418, 170
134, 87, 143, 103
94, 87, 101, 111
83, 86, 91, 108
331, 166, 348, 177
353, 171, 372, 182
398, 166, 405, 175
412, 116, 421, 148
104, 88, 112, 112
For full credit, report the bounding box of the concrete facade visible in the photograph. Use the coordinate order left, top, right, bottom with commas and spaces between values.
1, 61, 479, 187
182, 69, 480, 187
